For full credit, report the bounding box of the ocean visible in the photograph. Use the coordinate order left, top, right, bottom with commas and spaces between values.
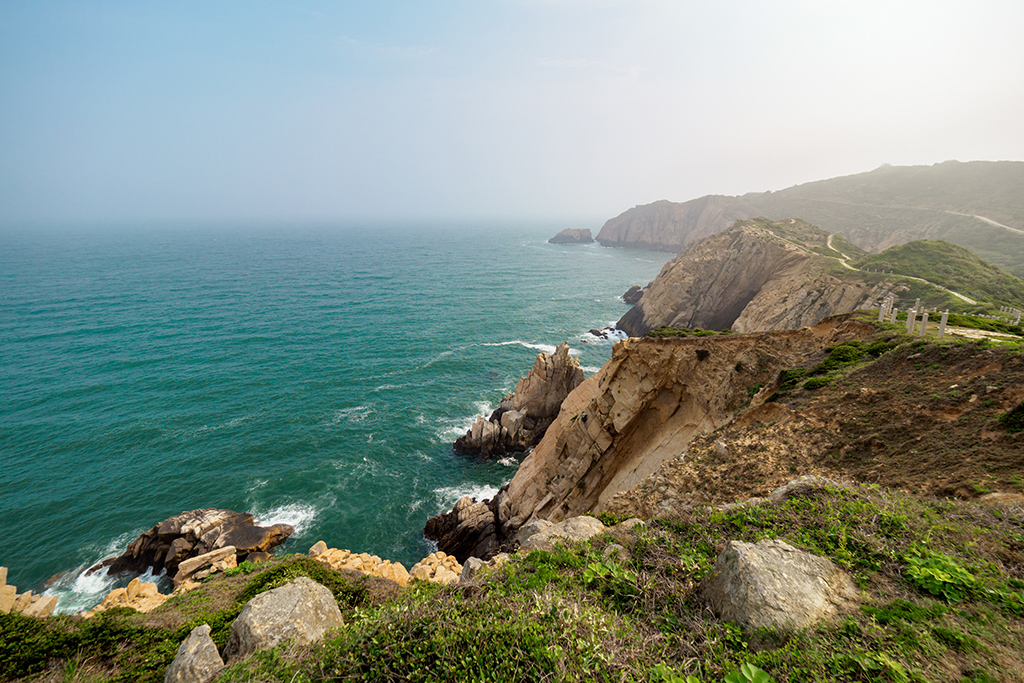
0, 223, 669, 613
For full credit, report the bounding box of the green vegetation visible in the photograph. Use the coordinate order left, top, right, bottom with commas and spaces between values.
852, 240, 1024, 311
649, 327, 727, 338
999, 401, 1024, 433
7, 484, 1022, 682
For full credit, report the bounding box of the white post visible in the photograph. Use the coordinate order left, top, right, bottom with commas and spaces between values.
938, 310, 949, 339
906, 308, 917, 334
890, 307, 898, 324
919, 311, 929, 337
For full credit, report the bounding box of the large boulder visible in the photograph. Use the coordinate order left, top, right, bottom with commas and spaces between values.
424, 489, 506, 563
517, 516, 607, 553
223, 577, 344, 664
703, 539, 858, 631
91, 509, 294, 577
164, 624, 224, 683
455, 343, 584, 457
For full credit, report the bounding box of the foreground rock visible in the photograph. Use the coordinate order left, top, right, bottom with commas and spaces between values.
85, 577, 168, 618
548, 228, 595, 244
409, 552, 463, 584
164, 623, 224, 683
516, 516, 607, 553
93, 509, 294, 578
309, 541, 411, 587
703, 539, 858, 631
0, 566, 57, 617
224, 577, 344, 664
454, 343, 584, 456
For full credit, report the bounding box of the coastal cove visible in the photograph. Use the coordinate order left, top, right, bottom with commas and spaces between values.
0, 223, 669, 614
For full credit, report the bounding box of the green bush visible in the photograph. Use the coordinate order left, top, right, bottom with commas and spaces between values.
903, 549, 977, 602
998, 401, 1024, 432
802, 376, 833, 390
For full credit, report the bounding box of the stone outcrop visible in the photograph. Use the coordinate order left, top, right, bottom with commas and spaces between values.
85, 577, 169, 618
548, 228, 594, 244
409, 552, 463, 585
224, 577, 344, 664
308, 541, 411, 587
454, 343, 584, 456
597, 196, 758, 252
173, 546, 238, 588
164, 623, 224, 683
618, 219, 897, 336
516, 516, 607, 553
0, 566, 58, 617
92, 509, 294, 578
703, 539, 858, 630
622, 285, 644, 305
426, 315, 874, 560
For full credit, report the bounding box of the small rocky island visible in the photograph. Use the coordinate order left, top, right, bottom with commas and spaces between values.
547, 228, 594, 244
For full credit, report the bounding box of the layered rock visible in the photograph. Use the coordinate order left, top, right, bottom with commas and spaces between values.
618, 219, 897, 336
308, 541, 411, 587
703, 539, 859, 630
0, 566, 58, 618
85, 577, 168, 618
409, 552, 463, 585
426, 315, 875, 560
454, 343, 584, 456
548, 228, 594, 244
92, 509, 294, 578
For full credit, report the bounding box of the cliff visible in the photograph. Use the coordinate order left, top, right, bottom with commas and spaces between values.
595, 196, 757, 252
595, 161, 1024, 278
617, 218, 894, 336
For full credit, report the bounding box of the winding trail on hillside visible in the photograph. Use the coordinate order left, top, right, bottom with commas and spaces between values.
792, 198, 1024, 237
823, 234, 978, 305
944, 211, 1024, 236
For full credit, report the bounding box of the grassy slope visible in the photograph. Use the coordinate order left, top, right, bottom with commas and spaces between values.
3, 324, 1024, 683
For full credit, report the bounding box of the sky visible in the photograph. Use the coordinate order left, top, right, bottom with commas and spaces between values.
1, 0, 1023, 226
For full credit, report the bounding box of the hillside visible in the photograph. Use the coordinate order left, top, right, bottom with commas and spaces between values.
594, 161, 1024, 277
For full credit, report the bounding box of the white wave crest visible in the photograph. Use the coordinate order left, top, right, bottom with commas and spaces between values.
482, 340, 580, 356
581, 366, 603, 374
327, 405, 375, 426
252, 502, 319, 535
432, 484, 501, 513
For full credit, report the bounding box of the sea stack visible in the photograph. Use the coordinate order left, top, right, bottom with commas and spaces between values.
548, 228, 594, 244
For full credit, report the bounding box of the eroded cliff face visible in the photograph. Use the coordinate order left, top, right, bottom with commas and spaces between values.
595, 196, 758, 252
618, 220, 895, 336
426, 315, 876, 560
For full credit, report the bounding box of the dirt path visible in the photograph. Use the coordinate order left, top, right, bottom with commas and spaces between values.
945, 211, 1024, 236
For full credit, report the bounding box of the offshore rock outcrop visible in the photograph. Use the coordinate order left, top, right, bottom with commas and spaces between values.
548, 228, 594, 244
91, 509, 294, 578
618, 219, 897, 336
426, 315, 874, 561
454, 343, 584, 456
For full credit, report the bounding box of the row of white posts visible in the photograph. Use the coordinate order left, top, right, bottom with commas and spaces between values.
998, 305, 1022, 325
877, 296, 949, 338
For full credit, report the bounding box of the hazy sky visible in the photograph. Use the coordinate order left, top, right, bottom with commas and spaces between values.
2, 1, 1023, 225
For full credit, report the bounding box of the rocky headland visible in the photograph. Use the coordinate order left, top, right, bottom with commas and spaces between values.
453, 342, 584, 456
548, 228, 594, 244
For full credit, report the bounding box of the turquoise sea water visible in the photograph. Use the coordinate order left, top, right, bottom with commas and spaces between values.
0, 223, 669, 612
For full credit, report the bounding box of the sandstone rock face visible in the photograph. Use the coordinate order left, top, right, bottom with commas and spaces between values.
617, 220, 896, 336
517, 516, 607, 553
454, 343, 584, 456
409, 552, 463, 585
224, 577, 344, 664
548, 228, 594, 244
0, 567, 59, 617
596, 196, 758, 252
95, 509, 294, 578
85, 577, 168, 618
309, 542, 411, 587
703, 539, 858, 630
173, 546, 238, 587
164, 623, 224, 683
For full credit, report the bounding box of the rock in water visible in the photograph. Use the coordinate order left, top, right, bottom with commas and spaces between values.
164, 624, 224, 683
622, 285, 644, 305
454, 342, 584, 456
93, 509, 293, 577
224, 577, 344, 664
548, 228, 594, 244
703, 539, 858, 630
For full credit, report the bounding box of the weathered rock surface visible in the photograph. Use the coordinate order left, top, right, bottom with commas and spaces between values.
85, 577, 168, 618
597, 196, 758, 252
459, 553, 509, 583
622, 285, 644, 305
618, 219, 897, 336
517, 516, 607, 552
427, 315, 874, 560
224, 577, 344, 664
94, 509, 294, 578
309, 542, 411, 587
164, 623, 224, 683
454, 343, 584, 456
173, 546, 238, 587
703, 539, 858, 630
548, 228, 594, 244
0, 566, 58, 617
409, 552, 463, 585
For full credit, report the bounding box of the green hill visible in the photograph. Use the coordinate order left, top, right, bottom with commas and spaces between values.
852, 240, 1024, 311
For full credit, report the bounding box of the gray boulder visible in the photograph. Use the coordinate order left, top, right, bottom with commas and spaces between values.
223, 577, 343, 664
518, 516, 607, 552
164, 624, 224, 683
703, 539, 858, 631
